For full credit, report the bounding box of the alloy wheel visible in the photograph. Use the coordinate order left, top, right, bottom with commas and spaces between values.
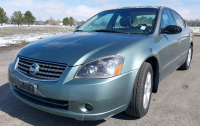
187, 48, 192, 66
143, 72, 152, 109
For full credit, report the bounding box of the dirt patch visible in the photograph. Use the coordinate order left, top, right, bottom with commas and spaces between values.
0, 43, 27, 53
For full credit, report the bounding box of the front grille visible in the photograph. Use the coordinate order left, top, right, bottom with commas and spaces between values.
16, 56, 67, 81
14, 86, 68, 110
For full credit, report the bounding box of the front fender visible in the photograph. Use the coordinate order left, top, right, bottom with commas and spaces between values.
117, 36, 161, 74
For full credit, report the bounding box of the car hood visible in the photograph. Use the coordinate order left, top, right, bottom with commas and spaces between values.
18, 32, 146, 66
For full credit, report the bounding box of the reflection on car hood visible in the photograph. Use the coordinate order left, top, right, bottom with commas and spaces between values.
18, 32, 146, 66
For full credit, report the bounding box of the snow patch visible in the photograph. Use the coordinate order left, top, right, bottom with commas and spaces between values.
190, 27, 200, 33
0, 32, 64, 47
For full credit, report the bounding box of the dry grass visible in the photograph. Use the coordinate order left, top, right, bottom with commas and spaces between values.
0, 25, 74, 37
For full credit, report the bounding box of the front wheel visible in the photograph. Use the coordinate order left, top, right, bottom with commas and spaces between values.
126, 62, 153, 118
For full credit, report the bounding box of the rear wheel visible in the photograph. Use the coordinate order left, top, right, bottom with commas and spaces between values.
179, 46, 193, 70
126, 62, 153, 118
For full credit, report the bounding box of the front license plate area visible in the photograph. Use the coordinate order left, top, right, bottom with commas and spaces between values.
20, 82, 37, 94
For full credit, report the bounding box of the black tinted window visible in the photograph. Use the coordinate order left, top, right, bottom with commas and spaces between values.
161, 9, 175, 29
171, 10, 185, 29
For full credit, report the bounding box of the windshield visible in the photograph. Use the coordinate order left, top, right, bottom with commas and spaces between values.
78, 8, 158, 34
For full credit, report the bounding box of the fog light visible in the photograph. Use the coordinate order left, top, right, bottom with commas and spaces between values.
85, 103, 93, 111
80, 103, 93, 112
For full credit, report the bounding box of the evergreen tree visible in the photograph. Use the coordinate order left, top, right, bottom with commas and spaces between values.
63, 17, 70, 25
0, 7, 8, 26
69, 17, 75, 26
24, 11, 36, 26
11, 11, 23, 26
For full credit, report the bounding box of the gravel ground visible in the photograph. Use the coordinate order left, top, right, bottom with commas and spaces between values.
0, 37, 200, 126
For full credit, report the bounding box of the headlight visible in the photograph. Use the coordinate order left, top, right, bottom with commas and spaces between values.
75, 55, 124, 79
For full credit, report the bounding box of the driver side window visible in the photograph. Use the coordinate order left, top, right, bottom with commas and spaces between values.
161, 9, 175, 29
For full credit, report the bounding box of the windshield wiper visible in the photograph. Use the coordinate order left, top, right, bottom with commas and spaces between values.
92, 30, 128, 34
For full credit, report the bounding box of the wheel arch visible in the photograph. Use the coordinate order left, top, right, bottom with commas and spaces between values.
143, 55, 160, 93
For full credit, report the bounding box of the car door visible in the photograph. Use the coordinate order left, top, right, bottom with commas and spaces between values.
170, 10, 191, 64
159, 9, 181, 79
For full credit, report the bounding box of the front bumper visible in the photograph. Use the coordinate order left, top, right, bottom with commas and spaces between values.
8, 62, 138, 120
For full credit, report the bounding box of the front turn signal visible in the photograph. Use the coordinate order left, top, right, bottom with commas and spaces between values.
114, 64, 123, 75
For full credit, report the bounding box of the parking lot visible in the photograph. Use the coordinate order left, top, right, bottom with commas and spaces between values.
0, 37, 200, 126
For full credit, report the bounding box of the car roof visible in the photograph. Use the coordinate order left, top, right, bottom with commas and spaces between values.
117, 6, 161, 9
104, 6, 168, 11
103, 6, 179, 14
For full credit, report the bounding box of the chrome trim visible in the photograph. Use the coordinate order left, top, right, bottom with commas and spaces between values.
16, 70, 62, 82
19, 56, 67, 66
16, 56, 68, 82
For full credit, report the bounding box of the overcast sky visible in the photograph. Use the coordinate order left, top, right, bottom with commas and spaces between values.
1, 0, 200, 21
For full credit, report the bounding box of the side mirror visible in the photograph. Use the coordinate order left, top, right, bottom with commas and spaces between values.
76, 25, 81, 30
161, 25, 182, 34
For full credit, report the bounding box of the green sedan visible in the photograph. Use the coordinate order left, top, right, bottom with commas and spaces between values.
8, 6, 193, 120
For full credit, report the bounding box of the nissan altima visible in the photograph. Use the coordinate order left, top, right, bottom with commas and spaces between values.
8, 6, 193, 120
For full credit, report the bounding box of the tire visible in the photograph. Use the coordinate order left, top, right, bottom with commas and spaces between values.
126, 62, 153, 118
178, 46, 193, 70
